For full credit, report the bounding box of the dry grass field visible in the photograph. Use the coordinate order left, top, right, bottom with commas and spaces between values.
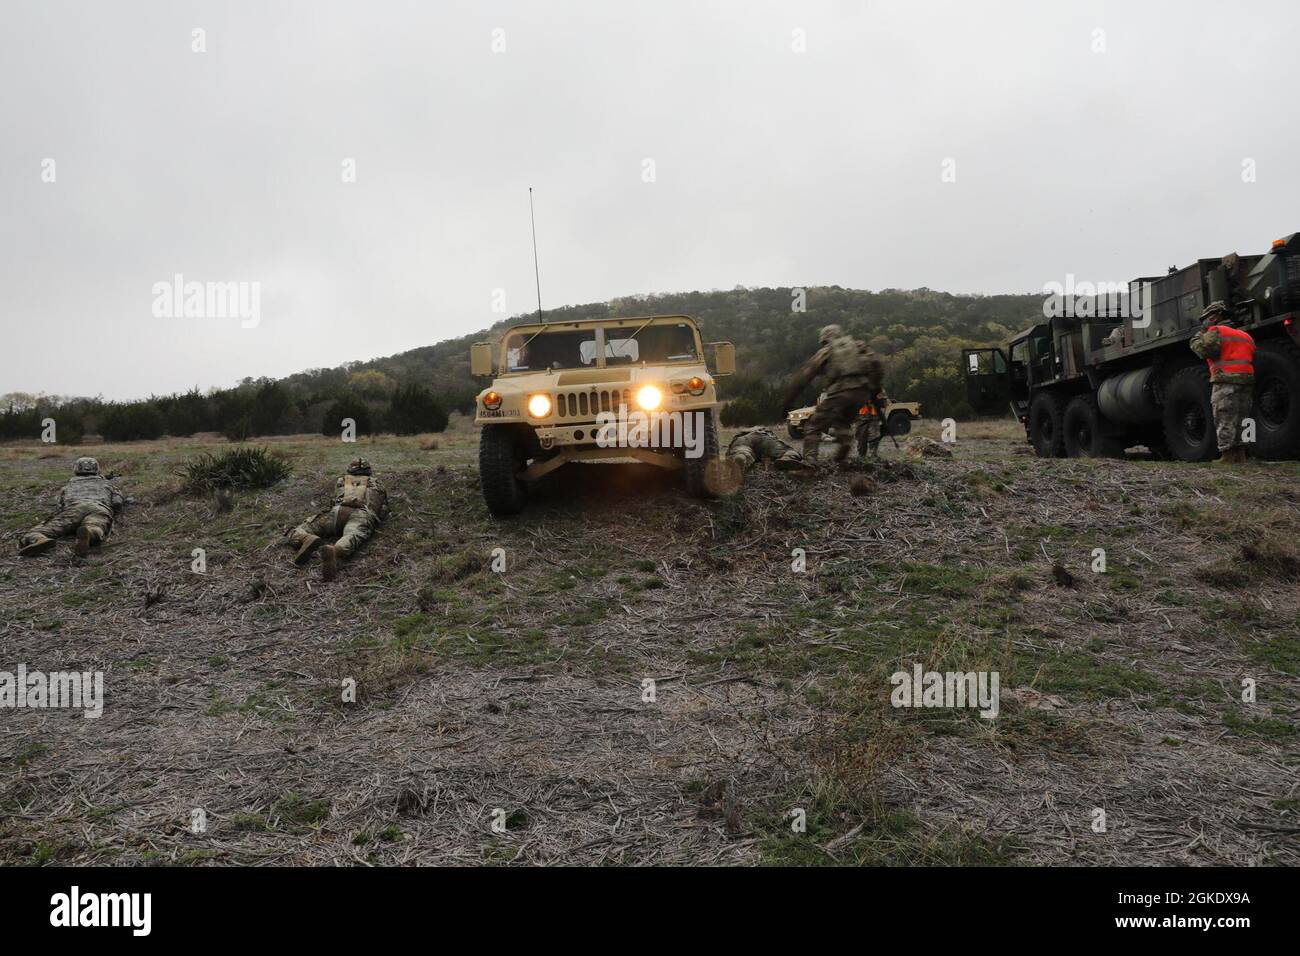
2, 416, 1298, 865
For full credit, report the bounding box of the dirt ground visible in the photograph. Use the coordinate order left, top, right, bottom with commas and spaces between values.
1, 416, 1297, 865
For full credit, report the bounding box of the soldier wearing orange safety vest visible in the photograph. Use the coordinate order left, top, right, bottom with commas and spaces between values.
1189, 302, 1255, 464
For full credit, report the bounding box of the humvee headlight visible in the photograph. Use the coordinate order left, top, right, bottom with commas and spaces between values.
483, 391, 502, 410
527, 393, 552, 418
636, 385, 663, 411
686, 376, 707, 396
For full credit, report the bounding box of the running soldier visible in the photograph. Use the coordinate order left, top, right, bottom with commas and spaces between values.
782, 325, 884, 465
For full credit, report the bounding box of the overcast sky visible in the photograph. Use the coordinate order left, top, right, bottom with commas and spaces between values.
2, 0, 1297, 400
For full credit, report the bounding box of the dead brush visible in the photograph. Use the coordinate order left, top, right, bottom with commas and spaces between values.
428, 549, 483, 584
1237, 539, 1300, 580
1197, 536, 1300, 587
418, 436, 440, 451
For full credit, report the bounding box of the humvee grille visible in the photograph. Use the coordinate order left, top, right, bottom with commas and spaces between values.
556, 389, 632, 419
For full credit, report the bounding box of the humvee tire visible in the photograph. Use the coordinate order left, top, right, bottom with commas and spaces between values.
479, 424, 528, 515
1063, 394, 1123, 458
1252, 339, 1300, 460
1161, 365, 1216, 461
787, 421, 803, 441
684, 410, 721, 499
886, 410, 912, 437
1028, 391, 1067, 458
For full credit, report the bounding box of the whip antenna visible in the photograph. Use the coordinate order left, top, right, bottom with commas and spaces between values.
529, 187, 543, 323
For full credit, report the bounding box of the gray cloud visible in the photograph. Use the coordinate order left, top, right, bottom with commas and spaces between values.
3, 0, 1297, 399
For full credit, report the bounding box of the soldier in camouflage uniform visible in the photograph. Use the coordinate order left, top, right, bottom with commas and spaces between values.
1189, 302, 1256, 464
726, 426, 806, 472
18, 457, 128, 558
286, 458, 389, 581
782, 325, 884, 465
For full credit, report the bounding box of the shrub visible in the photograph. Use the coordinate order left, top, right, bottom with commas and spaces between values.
321, 395, 373, 437
720, 397, 765, 427
388, 384, 448, 435
99, 402, 165, 442
181, 446, 291, 493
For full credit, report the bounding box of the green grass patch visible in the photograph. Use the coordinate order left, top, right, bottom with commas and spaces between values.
181, 446, 291, 493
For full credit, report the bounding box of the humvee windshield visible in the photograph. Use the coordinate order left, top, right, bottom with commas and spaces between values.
505, 323, 698, 372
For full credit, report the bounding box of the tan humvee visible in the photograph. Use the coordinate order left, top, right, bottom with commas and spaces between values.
786, 394, 923, 441
470, 315, 735, 515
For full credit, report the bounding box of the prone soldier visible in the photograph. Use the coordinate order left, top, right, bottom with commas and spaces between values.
726, 426, 806, 472
18, 457, 128, 558
286, 457, 389, 581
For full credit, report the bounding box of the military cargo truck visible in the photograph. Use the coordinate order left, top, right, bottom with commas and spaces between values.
470, 315, 735, 515
963, 233, 1300, 460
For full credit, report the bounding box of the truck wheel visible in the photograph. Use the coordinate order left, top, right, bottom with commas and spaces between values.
479, 425, 528, 516
1028, 391, 1066, 458
1161, 365, 1216, 461
1252, 339, 1300, 460
1063, 394, 1122, 458
886, 411, 912, 437
787, 421, 803, 441
685, 410, 721, 498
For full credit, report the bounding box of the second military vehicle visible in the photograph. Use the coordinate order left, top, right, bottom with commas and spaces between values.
470, 315, 735, 515
786, 394, 922, 441
963, 232, 1300, 460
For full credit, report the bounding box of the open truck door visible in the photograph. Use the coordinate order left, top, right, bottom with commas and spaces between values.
962, 348, 1012, 415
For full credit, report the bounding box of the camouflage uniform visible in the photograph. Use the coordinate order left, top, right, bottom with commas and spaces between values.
784, 325, 884, 463
18, 457, 125, 557
1189, 302, 1255, 460
855, 396, 890, 457
727, 427, 805, 471
287, 458, 388, 580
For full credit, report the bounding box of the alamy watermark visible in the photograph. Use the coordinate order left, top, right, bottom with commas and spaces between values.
1, 664, 103, 718
890, 663, 999, 719
152, 274, 261, 328
594, 405, 706, 459
1043, 276, 1150, 327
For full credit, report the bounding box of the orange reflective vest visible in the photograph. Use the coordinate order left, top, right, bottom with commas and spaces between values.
1206, 325, 1255, 379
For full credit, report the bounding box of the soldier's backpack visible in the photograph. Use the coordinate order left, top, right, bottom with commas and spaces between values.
339, 474, 371, 508
827, 335, 873, 382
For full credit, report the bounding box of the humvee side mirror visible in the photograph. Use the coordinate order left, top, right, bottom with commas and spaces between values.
710, 341, 736, 376
470, 342, 494, 376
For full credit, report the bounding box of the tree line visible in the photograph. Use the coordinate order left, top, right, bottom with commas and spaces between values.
3, 285, 1043, 443
0, 377, 460, 444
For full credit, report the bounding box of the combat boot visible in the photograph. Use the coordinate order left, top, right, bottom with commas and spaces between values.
320, 545, 338, 582
293, 534, 323, 564
18, 535, 56, 557
74, 525, 93, 557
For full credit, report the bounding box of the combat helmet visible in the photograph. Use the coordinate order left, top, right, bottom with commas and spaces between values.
1200, 301, 1234, 326
73, 457, 100, 476
346, 458, 373, 476
819, 324, 843, 345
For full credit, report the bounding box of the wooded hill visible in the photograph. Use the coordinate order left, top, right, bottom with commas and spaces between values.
3, 286, 1043, 443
